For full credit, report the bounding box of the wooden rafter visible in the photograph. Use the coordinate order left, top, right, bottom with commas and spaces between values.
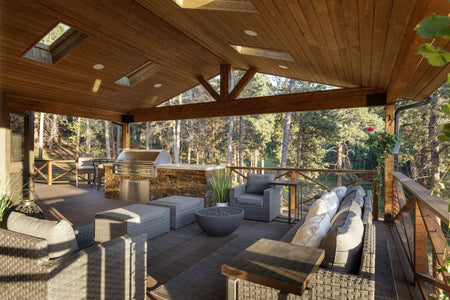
229, 68, 257, 100
196, 76, 220, 101
131, 87, 384, 122
386, 0, 450, 103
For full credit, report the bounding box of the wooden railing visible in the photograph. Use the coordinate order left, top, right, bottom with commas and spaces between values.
34, 159, 112, 185
34, 159, 76, 185
228, 166, 378, 220
392, 172, 450, 298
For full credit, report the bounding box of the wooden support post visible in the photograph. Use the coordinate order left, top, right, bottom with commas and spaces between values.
290, 171, 297, 212
414, 201, 428, 285
122, 123, 130, 151
220, 64, 231, 101
48, 161, 53, 186
384, 104, 395, 217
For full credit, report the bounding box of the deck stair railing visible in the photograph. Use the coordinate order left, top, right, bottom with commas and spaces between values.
392, 172, 450, 298
228, 166, 378, 220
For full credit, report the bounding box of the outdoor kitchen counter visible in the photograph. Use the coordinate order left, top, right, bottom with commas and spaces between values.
104, 164, 226, 206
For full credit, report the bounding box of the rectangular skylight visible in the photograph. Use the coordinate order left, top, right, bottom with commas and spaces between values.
230, 45, 295, 62
173, 0, 257, 13
39, 23, 71, 46
115, 61, 162, 87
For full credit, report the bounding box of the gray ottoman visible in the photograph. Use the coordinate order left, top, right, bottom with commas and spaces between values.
94, 204, 170, 242
147, 196, 204, 230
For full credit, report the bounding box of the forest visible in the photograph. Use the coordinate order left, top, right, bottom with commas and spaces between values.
33, 72, 450, 200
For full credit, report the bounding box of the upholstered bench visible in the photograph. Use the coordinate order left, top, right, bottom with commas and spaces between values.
94, 204, 170, 242
147, 196, 204, 229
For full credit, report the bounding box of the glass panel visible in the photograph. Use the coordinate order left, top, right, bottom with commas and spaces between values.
10, 113, 25, 162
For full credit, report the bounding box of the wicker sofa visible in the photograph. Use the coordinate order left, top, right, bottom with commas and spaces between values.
231, 187, 376, 300
0, 222, 147, 300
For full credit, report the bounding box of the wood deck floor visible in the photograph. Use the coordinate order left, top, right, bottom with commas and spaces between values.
34, 183, 421, 300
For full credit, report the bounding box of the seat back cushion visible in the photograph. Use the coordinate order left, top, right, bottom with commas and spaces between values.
291, 213, 331, 248
320, 207, 364, 274
246, 173, 275, 194
7, 211, 79, 259
340, 186, 366, 209
306, 192, 339, 222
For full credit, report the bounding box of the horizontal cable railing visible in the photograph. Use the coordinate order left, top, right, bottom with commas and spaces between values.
392, 172, 450, 299
228, 166, 378, 220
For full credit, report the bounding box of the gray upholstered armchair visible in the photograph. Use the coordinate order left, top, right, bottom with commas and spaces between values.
0, 222, 147, 299
230, 173, 282, 222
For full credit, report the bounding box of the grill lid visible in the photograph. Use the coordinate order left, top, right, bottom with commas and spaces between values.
116, 150, 172, 164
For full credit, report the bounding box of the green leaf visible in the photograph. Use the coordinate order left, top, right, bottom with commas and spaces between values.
442, 104, 450, 114
439, 135, 449, 141
417, 44, 450, 66
439, 182, 446, 190
448, 73, 450, 83
415, 14, 450, 39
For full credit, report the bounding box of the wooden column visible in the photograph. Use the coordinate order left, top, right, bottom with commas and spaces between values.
122, 123, 130, 151
384, 104, 395, 217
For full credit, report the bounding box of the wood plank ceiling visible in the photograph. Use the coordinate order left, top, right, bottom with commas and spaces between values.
1, 0, 449, 122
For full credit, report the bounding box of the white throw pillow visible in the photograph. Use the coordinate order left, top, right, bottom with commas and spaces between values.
305, 199, 328, 222
7, 212, 79, 259
331, 186, 347, 203
292, 214, 331, 248
320, 192, 339, 219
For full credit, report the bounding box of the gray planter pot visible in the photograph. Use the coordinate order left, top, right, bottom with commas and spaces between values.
195, 207, 244, 237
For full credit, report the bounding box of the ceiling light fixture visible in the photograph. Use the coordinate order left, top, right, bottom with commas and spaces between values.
244, 30, 257, 36
278, 65, 288, 69
154, 83, 162, 88
93, 64, 104, 70
92, 79, 102, 93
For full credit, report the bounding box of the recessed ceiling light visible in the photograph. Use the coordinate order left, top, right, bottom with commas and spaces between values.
278, 65, 288, 69
93, 64, 104, 70
154, 83, 162, 88
244, 30, 257, 36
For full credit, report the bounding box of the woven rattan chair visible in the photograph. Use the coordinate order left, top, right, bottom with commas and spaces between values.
0, 223, 147, 300
228, 188, 376, 300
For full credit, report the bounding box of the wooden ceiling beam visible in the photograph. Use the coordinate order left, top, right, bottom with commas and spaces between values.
386, 0, 450, 104
220, 64, 231, 101
6, 95, 123, 122
196, 76, 220, 101
131, 87, 384, 122
229, 68, 257, 100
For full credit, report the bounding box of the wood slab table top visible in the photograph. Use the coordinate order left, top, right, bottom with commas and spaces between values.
221, 238, 325, 296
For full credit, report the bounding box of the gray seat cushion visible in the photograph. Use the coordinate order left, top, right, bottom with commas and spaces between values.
340, 185, 366, 209
235, 193, 264, 207
246, 173, 275, 194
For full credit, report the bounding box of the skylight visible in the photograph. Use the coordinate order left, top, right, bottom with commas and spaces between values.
23, 23, 87, 65
230, 45, 295, 62
173, 0, 257, 13
39, 23, 71, 46
115, 61, 162, 87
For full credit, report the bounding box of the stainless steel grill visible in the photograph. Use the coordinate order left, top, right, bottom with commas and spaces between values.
114, 150, 171, 202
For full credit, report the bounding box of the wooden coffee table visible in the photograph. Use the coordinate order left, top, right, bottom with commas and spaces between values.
221, 238, 324, 299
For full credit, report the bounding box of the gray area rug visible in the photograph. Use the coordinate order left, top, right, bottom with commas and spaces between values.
150, 220, 291, 300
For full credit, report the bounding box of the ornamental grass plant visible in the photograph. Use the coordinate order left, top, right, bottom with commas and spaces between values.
211, 168, 231, 204
0, 174, 22, 225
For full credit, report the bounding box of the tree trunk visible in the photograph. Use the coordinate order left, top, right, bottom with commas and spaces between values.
49, 114, 58, 151
280, 112, 292, 168
429, 97, 441, 194
145, 122, 151, 150
38, 112, 44, 159
86, 118, 91, 153
173, 95, 182, 164
336, 143, 344, 186
111, 125, 116, 157
76, 117, 81, 157
105, 121, 111, 159
227, 117, 234, 166
239, 116, 244, 184
116, 123, 121, 153
295, 122, 303, 168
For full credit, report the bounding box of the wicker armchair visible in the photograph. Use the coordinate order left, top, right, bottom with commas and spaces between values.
0, 223, 147, 300
229, 188, 376, 299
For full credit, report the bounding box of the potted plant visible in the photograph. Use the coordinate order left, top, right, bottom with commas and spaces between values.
210, 168, 231, 207
0, 175, 21, 227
